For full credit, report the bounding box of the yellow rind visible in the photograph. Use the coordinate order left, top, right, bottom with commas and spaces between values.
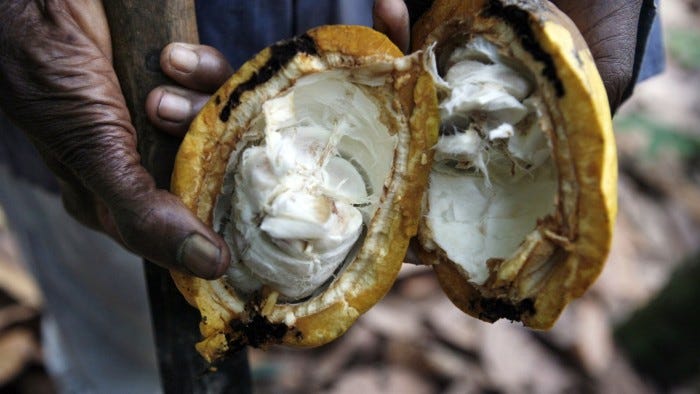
278, 30, 439, 348
526, 15, 616, 327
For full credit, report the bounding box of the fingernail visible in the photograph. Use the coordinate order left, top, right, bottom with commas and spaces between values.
170, 45, 199, 73
178, 233, 223, 279
157, 92, 191, 122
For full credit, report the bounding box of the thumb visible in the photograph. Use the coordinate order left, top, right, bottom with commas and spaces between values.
99, 174, 230, 279
373, 0, 410, 53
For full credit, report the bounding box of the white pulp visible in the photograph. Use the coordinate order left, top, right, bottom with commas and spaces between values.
427, 37, 557, 284
218, 71, 398, 300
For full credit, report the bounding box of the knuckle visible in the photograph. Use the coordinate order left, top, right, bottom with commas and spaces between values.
60, 186, 100, 229
116, 205, 158, 249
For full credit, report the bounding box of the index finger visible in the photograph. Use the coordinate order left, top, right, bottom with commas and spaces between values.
160, 42, 234, 93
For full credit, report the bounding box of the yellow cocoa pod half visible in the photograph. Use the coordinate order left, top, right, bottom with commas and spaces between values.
413, 0, 617, 329
171, 25, 438, 361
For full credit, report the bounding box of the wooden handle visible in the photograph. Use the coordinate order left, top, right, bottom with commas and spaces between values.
103, 0, 198, 187
102, 2, 251, 392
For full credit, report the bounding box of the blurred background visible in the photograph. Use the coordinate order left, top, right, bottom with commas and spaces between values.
1, 0, 699, 392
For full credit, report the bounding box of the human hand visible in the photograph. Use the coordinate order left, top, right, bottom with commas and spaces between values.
550, 0, 645, 112
372, 0, 646, 113
0, 1, 229, 279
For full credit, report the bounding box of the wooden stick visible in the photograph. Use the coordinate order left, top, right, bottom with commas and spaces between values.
103, 1, 197, 187
102, 2, 250, 392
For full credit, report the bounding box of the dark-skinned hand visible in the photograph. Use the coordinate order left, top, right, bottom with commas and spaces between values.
0, 1, 230, 278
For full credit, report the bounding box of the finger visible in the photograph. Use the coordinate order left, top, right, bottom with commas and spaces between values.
57, 172, 124, 250
108, 185, 231, 279
60, 178, 102, 231
62, 188, 124, 250
88, 146, 229, 278
160, 42, 234, 93
373, 0, 410, 53
551, 0, 642, 112
146, 85, 210, 137
60, 157, 230, 279
36, 145, 105, 233
94, 198, 121, 243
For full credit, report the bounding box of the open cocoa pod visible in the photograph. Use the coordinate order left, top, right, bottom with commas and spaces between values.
170, 25, 438, 361
412, 0, 616, 329
171, 0, 616, 362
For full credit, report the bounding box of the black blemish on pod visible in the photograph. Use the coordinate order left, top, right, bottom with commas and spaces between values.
472, 297, 536, 322
228, 314, 290, 349
483, 0, 565, 97
219, 34, 318, 122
